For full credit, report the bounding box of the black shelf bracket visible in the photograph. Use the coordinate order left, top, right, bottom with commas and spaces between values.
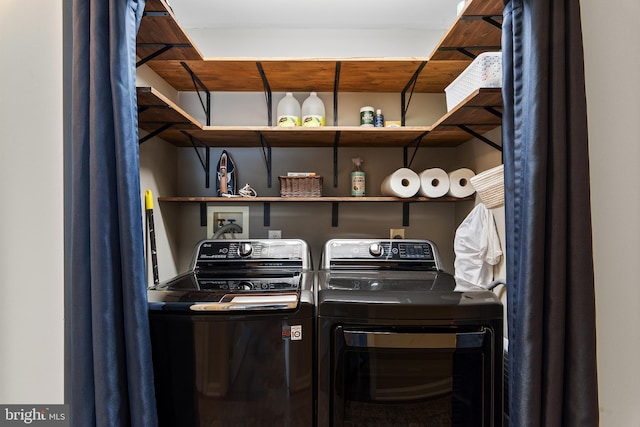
333, 61, 341, 126
333, 131, 341, 188
139, 123, 175, 144
136, 43, 192, 68
255, 131, 273, 188
332, 203, 339, 227
183, 131, 211, 188
482, 15, 503, 30
200, 202, 207, 227
256, 62, 273, 126
459, 14, 503, 30
402, 131, 430, 169
400, 61, 428, 126
403, 202, 411, 227
263, 203, 271, 227
484, 106, 503, 119
180, 62, 211, 125
457, 125, 503, 151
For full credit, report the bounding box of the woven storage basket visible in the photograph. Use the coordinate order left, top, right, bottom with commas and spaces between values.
469, 164, 504, 209
278, 176, 323, 197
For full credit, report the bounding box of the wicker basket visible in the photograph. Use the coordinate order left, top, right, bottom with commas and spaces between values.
469, 164, 504, 209
278, 176, 323, 197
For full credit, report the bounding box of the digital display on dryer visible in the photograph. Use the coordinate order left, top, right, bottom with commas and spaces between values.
397, 243, 434, 260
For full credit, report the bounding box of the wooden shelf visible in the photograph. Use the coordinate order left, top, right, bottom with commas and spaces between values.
136, 0, 503, 93
137, 87, 501, 148
158, 196, 473, 203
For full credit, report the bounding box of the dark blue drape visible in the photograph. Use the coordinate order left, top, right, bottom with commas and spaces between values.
502, 0, 599, 425
70, 0, 157, 425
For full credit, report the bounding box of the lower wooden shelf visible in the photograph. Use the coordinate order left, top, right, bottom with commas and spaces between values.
158, 196, 473, 203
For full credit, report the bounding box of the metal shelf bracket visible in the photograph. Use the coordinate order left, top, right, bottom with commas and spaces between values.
256, 62, 273, 126
401, 61, 428, 126
457, 125, 502, 151
255, 131, 272, 188
183, 131, 211, 188
180, 62, 211, 125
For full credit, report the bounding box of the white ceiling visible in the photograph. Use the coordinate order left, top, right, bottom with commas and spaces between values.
168, 0, 461, 30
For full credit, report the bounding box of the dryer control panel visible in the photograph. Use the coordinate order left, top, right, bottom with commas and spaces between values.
321, 239, 442, 271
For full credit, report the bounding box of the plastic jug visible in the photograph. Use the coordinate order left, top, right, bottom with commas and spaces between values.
276, 92, 301, 127
301, 92, 325, 127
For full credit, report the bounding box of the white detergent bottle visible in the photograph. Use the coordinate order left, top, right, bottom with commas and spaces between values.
301, 92, 325, 127
276, 92, 301, 127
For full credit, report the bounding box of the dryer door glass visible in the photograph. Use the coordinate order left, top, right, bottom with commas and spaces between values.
332, 326, 494, 427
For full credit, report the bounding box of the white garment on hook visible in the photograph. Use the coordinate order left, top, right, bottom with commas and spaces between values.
453, 203, 503, 291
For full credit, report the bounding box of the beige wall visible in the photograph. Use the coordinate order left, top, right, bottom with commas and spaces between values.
582, 0, 640, 425
0, 0, 64, 403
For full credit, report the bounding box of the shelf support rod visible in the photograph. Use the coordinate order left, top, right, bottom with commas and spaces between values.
459, 14, 503, 30
482, 16, 503, 30
136, 43, 191, 67
139, 123, 175, 144
263, 203, 271, 227
332, 203, 339, 227
180, 61, 211, 126
403, 202, 410, 227
333, 131, 341, 188
183, 131, 212, 188
333, 61, 341, 126
200, 202, 207, 227
255, 131, 272, 188
401, 61, 428, 126
457, 125, 503, 151
402, 131, 429, 169
256, 62, 273, 126
484, 106, 503, 119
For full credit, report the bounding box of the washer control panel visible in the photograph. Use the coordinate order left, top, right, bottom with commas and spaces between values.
321, 239, 441, 271
193, 239, 311, 271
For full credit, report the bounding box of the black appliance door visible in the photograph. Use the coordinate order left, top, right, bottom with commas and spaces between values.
149, 307, 314, 427
332, 326, 495, 427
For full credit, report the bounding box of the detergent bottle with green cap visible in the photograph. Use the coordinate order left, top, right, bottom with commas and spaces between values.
351, 157, 365, 197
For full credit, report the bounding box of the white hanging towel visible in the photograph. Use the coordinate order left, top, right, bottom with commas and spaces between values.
453, 203, 503, 291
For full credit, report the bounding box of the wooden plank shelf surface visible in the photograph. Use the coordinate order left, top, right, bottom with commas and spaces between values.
158, 196, 474, 203
136, 0, 503, 93
136, 86, 501, 148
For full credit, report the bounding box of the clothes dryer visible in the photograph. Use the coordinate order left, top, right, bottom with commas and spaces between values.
317, 239, 503, 427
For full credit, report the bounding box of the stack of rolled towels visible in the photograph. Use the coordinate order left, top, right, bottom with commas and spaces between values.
380, 167, 476, 198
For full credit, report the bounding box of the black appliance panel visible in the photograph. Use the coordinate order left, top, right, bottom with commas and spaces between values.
150, 305, 314, 427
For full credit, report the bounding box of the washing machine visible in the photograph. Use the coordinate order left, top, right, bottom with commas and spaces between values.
148, 239, 315, 427
317, 239, 503, 427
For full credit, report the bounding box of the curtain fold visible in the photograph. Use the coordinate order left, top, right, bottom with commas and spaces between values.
502, 0, 599, 425
70, 0, 157, 426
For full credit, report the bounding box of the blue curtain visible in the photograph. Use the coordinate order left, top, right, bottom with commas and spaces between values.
502, 0, 599, 425
69, 0, 157, 425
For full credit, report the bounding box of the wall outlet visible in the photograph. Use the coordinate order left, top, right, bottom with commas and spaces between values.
390, 228, 405, 239
268, 230, 282, 239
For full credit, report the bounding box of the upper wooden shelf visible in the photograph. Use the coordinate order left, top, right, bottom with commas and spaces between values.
136, 0, 502, 93
138, 87, 502, 148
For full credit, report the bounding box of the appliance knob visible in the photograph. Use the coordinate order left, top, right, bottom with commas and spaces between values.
238, 242, 253, 257
369, 243, 384, 257
237, 281, 253, 290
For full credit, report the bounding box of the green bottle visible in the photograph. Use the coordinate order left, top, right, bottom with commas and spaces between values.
351, 157, 365, 197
